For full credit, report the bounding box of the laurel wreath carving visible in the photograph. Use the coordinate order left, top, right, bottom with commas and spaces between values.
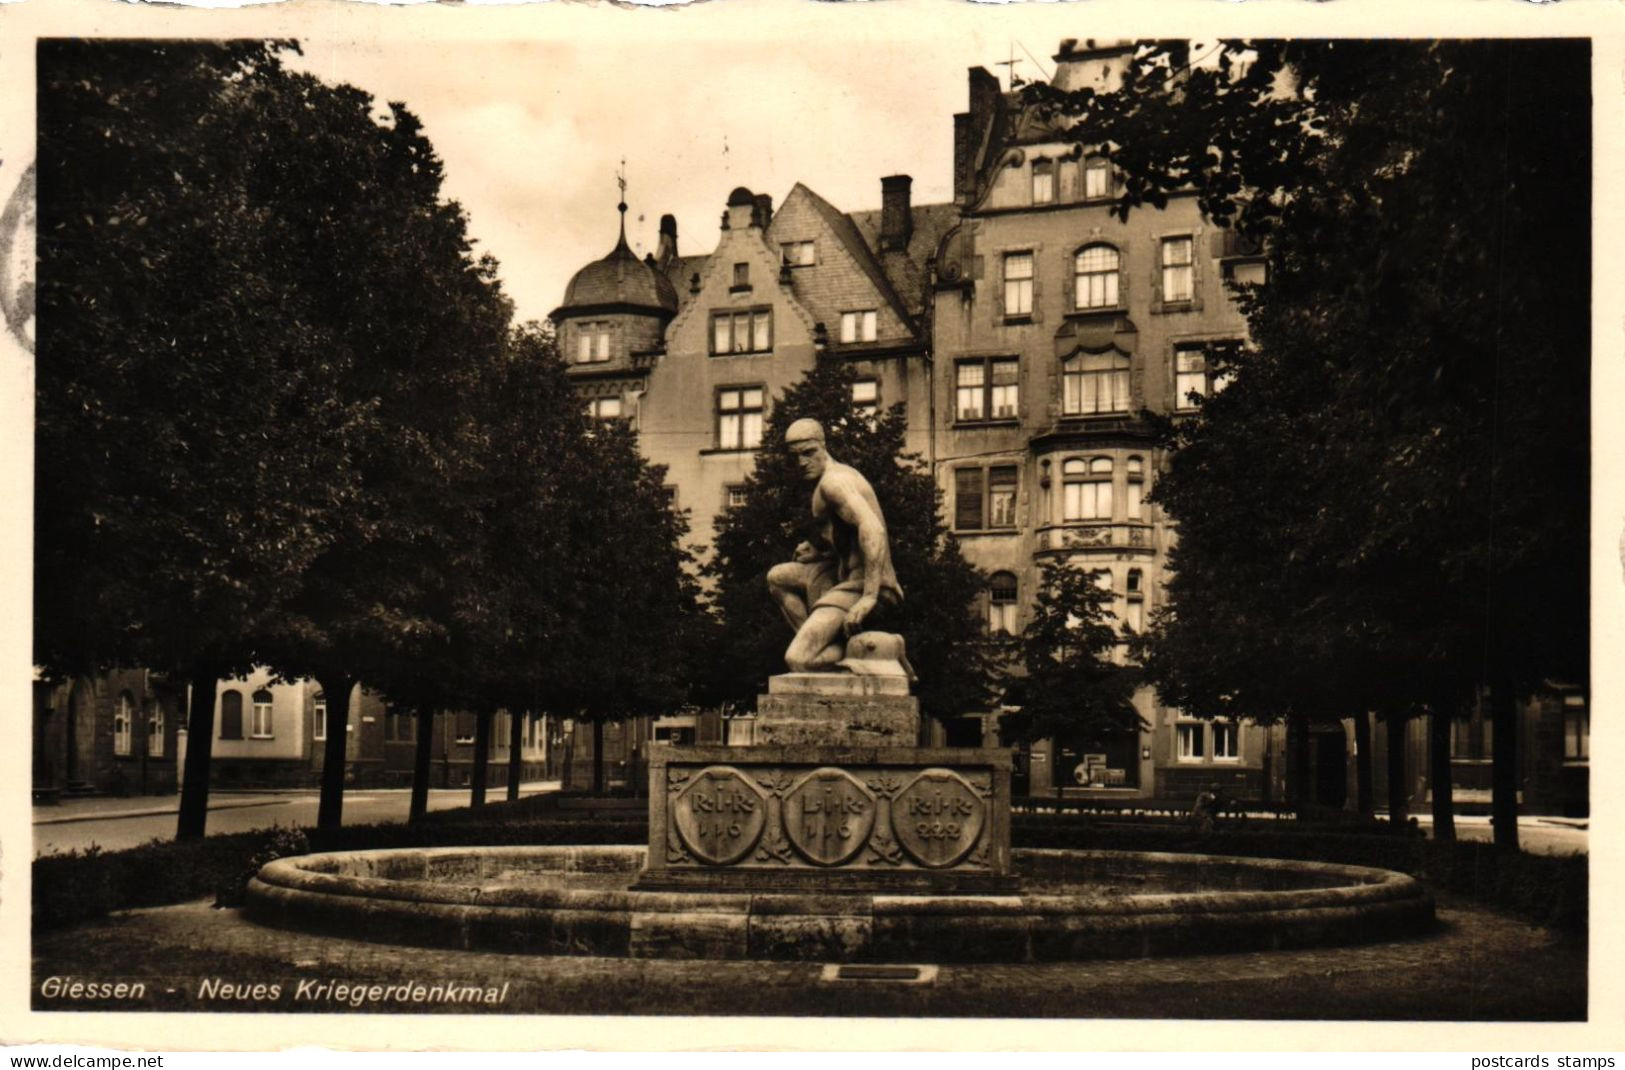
864, 773, 905, 799
754, 770, 795, 797
866, 833, 906, 866
754, 826, 795, 865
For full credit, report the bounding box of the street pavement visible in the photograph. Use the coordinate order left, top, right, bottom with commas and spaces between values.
1399, 813, 1587, 856
32, 781, 561, 857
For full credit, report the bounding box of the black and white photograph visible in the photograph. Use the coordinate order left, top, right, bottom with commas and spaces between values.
3, 0, 1619, 1052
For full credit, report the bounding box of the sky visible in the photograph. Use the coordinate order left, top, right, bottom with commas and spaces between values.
287, 31, 1040, 325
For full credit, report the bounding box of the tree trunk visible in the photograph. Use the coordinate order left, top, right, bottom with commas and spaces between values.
410, 707, 436, 824
507, 709, 525, 803
470, 706, 491, 809
592, 719, 606, 795
1353, 710, 1374, 817
175, 666, 223, 840
1491, 683, 1520, 851
315, 673, 357, 832
1429, 700, 1456, 842
1287, 716, 1310, 815
1386, 712, 1409, 834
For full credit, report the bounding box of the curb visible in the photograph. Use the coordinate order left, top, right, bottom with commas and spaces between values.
33, 797, 295, 826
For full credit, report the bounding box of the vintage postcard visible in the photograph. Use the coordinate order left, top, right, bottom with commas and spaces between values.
2, 0, 1622, 1053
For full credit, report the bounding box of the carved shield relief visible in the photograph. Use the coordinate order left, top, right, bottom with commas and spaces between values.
671, 766, 768, 865
782, 768, 877, 866
893, 769, 986, 868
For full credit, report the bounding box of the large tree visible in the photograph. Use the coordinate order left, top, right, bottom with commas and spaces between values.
702, 358, 992, 728
998, 557, 1142, 778
1033, 41, 1589, 841
35, 41, 373, 837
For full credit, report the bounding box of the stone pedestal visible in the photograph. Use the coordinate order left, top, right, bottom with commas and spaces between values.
637, 672, 1014, 894
755, 673, 920, 747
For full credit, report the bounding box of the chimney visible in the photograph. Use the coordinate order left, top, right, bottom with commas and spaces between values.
880, 175, 913, 252
753, 193, 774, 229
655, 214, 678, 269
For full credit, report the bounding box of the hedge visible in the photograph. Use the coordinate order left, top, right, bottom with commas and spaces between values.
33, 800, 1583, 935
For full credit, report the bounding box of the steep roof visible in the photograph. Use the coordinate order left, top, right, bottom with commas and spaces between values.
847, 201, 961, 319
788, 182, 917, 331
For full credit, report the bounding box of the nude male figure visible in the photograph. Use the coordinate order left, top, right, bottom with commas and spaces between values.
766, 419, 903, 672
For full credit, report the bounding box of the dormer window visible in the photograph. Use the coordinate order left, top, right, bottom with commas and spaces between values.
1083, 156, 1112, 200
840, 310, 877, 343
1032, 159, 1055, 205
781, 240, 815, 267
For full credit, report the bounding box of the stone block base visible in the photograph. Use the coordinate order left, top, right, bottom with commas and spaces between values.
639, 744, 1013, 892
755, 672, 919, 746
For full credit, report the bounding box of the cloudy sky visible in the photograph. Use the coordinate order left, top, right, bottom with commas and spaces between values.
288, 28, 1034, 324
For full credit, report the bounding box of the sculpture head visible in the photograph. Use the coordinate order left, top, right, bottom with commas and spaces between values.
784, 418, 829, 482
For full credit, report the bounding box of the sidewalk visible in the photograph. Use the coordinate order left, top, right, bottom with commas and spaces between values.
32, 781, 561, 826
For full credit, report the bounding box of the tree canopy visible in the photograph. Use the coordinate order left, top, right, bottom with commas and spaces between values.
1028, 40, 1588, 724
701, 358, 993, 721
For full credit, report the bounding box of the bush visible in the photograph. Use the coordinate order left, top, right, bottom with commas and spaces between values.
214, 826, 311, 908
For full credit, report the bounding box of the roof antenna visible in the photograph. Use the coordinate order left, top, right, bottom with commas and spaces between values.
995, 42, 1025, 89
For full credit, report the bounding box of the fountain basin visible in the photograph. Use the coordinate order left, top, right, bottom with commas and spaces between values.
243, 846, 1433, 962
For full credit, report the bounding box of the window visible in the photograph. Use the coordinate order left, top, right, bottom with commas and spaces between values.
1083, 156, 1111, 199
1174, 343, 1232, 410
953, 465, 1017, 531
988, 465, 1018, 528
732, 262, 750, 289
454, 712, 476, 745
717, 386, 765, 450
1224, 259, 1268, 288
1003, 252, 1034, 317
955, 358, 1019, 422
988, 571, 1019, 635
575, 322, 610, 364
250, 689, 274, 739
840, 310, 878, 343
220, 690, 243, 741
386, 708, 415, 743
1213, 722, 1240, 760
1124, 568, 1145, 632
1126, 456, 1145, 519
587, 397, 623, 421
725, 484, 749, 510
146, 701, 164, 758
1177, 722, 1206, 761
1564, 695, 1588, 761
710, 309, 773, 355
1062, 352, 1131, 416
313, 695, 327, 742
114, 692, 133, 757
1073, 244, 1120, 310
1062, 457, 1113, 521
781, 240, 815, 267
1032, 159, 1055, 205
851, 379, 879, 422
1161, 236, 1194, 303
